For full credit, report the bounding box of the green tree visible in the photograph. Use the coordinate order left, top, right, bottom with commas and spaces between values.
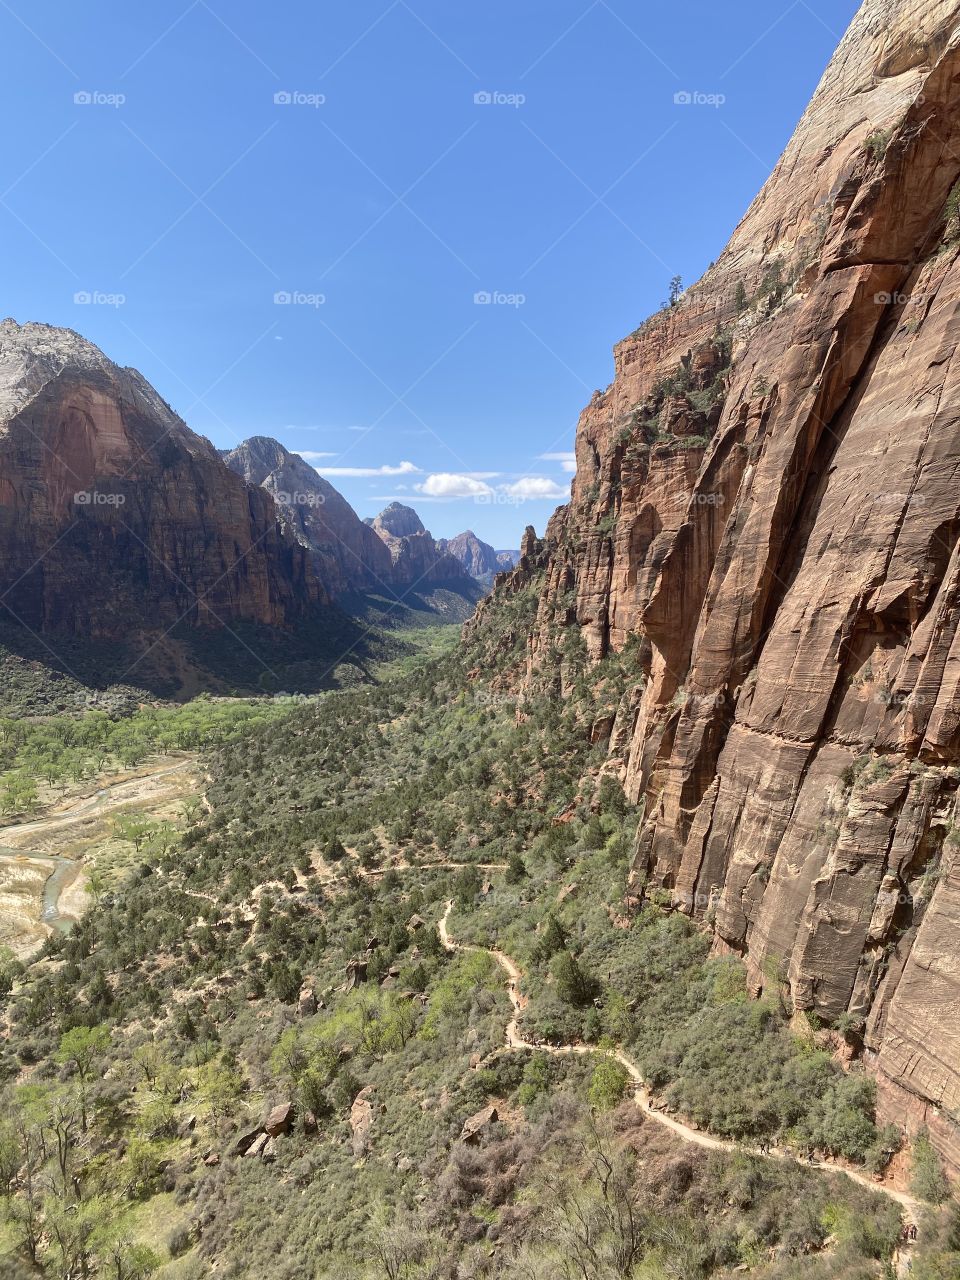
551, 949, 595, 1007
588, 1054, 629, 1111
55, 1025, 110, 1131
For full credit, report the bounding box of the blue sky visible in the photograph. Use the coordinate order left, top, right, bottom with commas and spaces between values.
2, 0, 859, 546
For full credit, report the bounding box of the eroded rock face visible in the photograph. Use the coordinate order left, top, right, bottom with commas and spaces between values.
0, 322, 322, 637
222, 436, 393, 596
472, 0, 960, 1172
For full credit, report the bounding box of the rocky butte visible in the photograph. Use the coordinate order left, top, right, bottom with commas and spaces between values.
470, 0, 960, 1174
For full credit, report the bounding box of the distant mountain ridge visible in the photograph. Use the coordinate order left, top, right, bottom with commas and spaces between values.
364, 501, 472, 588
436, 529, 519, 580
224, 445, 482, 609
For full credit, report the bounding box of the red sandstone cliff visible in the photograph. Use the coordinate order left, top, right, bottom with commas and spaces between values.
0, 321, 323, 639
471, 0, 960, 1173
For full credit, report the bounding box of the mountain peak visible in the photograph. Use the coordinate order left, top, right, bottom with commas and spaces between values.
373, 502, 426, 538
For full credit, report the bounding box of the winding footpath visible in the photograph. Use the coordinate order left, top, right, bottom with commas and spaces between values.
439, 899, 923, 1266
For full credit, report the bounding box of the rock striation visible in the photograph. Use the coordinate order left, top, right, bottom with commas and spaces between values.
471, 0, 960, 1174
0, 321, 322, 638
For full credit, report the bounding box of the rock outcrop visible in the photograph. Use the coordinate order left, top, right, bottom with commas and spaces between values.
0, 322, 322, 638
222, 436, 393, 596
367, 503, 472, 587
470, 0, 960, 1174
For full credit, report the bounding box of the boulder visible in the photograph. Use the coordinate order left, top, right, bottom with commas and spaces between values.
234, 1126, 265, 1156
264, 1102, 294, 1137
460, 1104, 499, 1144
243, 1133, 270, 1159
350, 1086, 375, 1157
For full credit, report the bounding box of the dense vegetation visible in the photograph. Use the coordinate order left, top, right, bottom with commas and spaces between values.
0, 586, 955, 1278
0, 699, 299, 816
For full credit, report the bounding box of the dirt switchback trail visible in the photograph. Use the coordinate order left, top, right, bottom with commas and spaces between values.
438, 901, 923, 1245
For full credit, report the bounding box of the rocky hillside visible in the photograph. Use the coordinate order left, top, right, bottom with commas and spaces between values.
221, 436, 393, 596
469, 0, 960, 1175
0, 322, 322, 639
367, 502, 474, 587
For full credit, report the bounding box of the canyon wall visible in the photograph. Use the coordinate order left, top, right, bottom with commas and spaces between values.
473, 0, 960, 1172
0, 321, 323, 639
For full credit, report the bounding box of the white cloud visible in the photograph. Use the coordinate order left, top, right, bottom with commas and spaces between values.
299, 451, 336, 461
417, 473, 495, 499
314, 460, 421, 477
502, 476, 568, 500
540, 451, 577, 473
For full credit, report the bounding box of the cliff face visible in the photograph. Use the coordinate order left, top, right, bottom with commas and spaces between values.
368, 503, 473, 587
0, 322, 323, 639
472, 0, 960, 1172
222, 437, 394, 596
